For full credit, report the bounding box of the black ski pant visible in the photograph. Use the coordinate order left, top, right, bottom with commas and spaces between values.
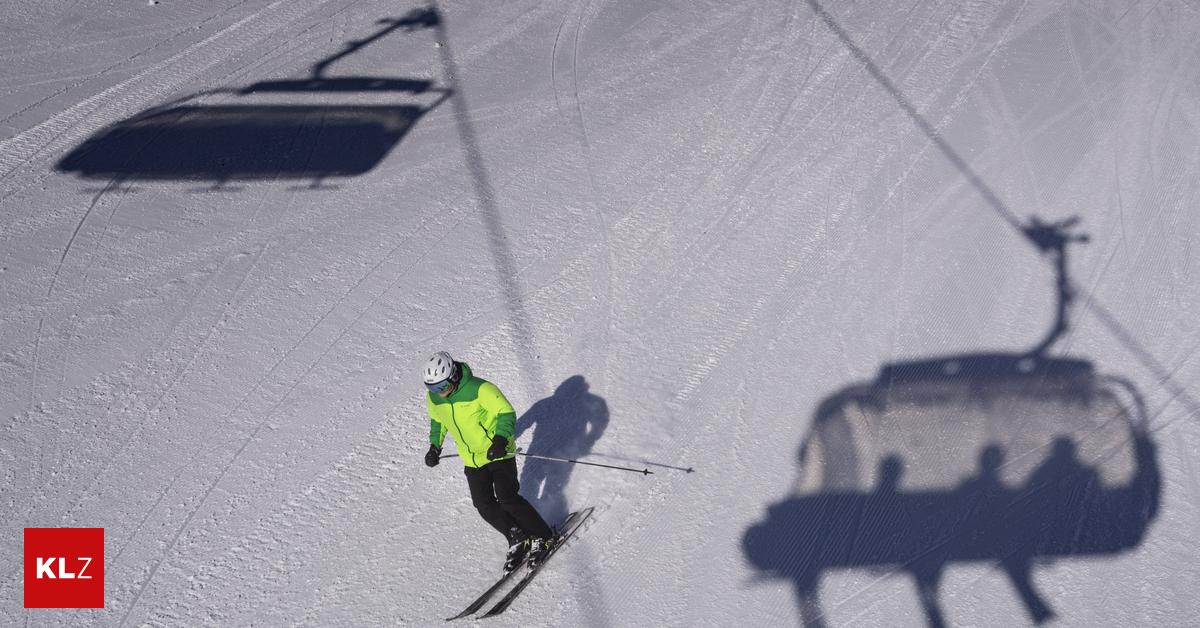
464, 457, 554, 542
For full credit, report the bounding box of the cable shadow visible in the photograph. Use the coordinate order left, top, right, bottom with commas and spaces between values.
55, 10, 447, 186
806, 0, 1200, 424
427, 1, 547, 395
743, 356, 1160, 627
515, 375, 609, 524
739, 66, 1160, 622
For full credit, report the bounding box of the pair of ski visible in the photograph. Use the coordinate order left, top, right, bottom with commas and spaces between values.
447, 507, 594, 620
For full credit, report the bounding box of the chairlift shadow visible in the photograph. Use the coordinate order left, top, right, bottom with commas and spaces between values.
742, 220, 1161, 627
55, 9, 448, 186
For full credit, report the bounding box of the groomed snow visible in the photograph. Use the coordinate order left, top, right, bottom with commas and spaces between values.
2, 0, 1199, 626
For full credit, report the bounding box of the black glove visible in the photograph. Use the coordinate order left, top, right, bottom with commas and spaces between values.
425, 444, 442, 467
487, 435, 509, 461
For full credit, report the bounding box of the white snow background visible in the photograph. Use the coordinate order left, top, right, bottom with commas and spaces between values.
2, 0, 1199, 626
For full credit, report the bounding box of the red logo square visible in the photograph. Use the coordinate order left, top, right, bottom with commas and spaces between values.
24, 528, 104, 608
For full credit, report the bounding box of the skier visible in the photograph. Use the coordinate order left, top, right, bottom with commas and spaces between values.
422, 351, 557, 572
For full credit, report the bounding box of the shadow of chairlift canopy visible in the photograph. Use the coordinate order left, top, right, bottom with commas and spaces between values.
56, 10, 448, 184
744, 353, 1160, 628
743, 219, 1161, 627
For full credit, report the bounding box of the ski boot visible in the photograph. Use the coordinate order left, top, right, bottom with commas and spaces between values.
526, 536, 557, 569
503, 536, 529, 573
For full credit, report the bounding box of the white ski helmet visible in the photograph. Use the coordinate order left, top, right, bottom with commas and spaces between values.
423, 351, 457, 385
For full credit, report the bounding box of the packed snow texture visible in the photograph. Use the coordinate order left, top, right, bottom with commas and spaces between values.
2, 0, 1199, 626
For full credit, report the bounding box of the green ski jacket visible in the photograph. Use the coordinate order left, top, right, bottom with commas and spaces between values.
427, 362, 517, 468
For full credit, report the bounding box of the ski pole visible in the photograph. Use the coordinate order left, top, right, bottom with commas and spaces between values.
515, 449, 653, 475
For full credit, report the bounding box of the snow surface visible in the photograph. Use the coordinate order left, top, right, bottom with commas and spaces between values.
2, 0, 1199, 626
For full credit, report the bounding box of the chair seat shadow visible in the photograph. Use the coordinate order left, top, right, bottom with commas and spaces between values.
240, 77, 437, 94
743, 354, 1159, 627
57, 104, 427, 182
54, 8, 447, 186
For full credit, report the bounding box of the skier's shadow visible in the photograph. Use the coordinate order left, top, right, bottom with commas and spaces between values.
516, 376, 609, 524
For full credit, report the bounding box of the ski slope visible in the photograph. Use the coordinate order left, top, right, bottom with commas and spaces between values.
3, 0, 1199, 625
